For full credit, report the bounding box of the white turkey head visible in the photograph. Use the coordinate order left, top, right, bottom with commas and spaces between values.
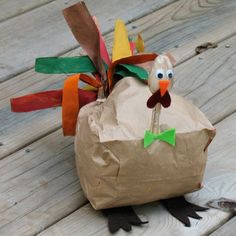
148, 54, 175, 96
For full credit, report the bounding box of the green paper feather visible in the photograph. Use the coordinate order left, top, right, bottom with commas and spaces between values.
115, 64, 148, 80
35, 56, 97, 74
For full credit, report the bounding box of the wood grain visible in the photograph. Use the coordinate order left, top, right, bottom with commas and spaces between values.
111, 0, 236, 64
1, 0, 236, 159
37, 112, 236, 236
0, 0, 175, 159
210, 216, 236, 236
0, 0, 174, 82
0, 130, 87, 236
1, 33, 236, 236
0, 0, 54, 23
1, 0, 236, 235
173, 35, 236, 124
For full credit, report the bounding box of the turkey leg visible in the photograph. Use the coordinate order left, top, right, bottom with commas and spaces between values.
161, 196, 208, 227
103, 206, 148, 233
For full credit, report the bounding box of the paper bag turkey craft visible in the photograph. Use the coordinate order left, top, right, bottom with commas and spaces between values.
11, 2, 216, 233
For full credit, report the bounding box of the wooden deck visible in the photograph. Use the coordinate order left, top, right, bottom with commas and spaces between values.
0, 0, 236, 235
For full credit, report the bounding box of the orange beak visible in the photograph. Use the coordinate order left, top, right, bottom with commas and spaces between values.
159, 80, 170, 97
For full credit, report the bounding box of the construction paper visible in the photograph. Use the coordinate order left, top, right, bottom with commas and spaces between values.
144, 128, 176, 148
129, 41, 136, 55
135, 34, 144, 53
112, 19, 132, 62
136, 61, 154, 74
108, 53, 157, 89
114, 69, 128, 78
35, 56, 96, 74
62, 73, 101, 136
117, 64, 148, 80
75, 77, 215, 210
159, 80, 170, 96
128, 36, 136, 55
75, 73, 102, 89
103, 206, 148, 233
162, 196, 208, 227
10, 89, 97, 112
63, 2, 105, 82
82, 84, 98, 91
62, 74, 79, 136
147, 90, 171, 108
93, 16, 111, 66
11, 90, 63, 112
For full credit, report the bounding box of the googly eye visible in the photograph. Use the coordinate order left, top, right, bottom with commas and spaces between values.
155, 69, 164, 79
166, 69, 174, 79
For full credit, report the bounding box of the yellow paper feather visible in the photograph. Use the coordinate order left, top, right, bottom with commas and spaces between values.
112, 19, 132, 62
83, 84, 98, 91
135, 33, 145, 53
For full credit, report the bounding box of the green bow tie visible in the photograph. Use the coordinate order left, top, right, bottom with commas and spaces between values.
144, 128, 176, 148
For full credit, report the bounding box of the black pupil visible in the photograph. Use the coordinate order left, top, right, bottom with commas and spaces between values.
168, 73, 173, 78
157, 73, 163, 79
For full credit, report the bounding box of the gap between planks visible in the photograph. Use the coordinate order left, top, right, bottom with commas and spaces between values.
0, 0, 176, 83
210, 216, 236, 236
37, 111, 236, 236
0, 0, 55, 23
1, 0, 236, 160
1, 1, 236, 234
36, 82, 236, 235
0, 0, 177, 159
1, 30, 236, 236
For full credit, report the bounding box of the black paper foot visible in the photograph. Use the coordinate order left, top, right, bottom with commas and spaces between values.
103, 206, 148, 233
161, 196, 208, 227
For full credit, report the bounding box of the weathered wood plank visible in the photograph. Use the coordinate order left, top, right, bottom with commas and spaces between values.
173, 39, 236, 124
1, 1, 236, 234
0, 0, 54, 23
210, 216, 236, 236
108, 0, 236, 64
0, 0, 175, 159
0, 0, 174, 82
37, 113, 236, 236
1, 33, 236, 235
0, 129, 87, 236
1, 0, 236, 160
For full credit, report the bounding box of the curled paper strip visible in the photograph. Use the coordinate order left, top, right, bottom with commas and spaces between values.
11, 73, 102, 136
10, 2, 159, 137
108, 53, 157, 90
135, 34, 145, 53
10, 89, 97, 112
63, 2, 106, 85
62, 74, 102, 135
93, 16, 111, 66
115, 64, 148, 80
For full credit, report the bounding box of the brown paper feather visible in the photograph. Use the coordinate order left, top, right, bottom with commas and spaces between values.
63, 2, 106, 85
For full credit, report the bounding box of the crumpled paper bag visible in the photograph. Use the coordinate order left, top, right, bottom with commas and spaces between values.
75, 77, 215, 210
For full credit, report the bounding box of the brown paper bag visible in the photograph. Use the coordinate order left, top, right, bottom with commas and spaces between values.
75, 77, 215, 210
